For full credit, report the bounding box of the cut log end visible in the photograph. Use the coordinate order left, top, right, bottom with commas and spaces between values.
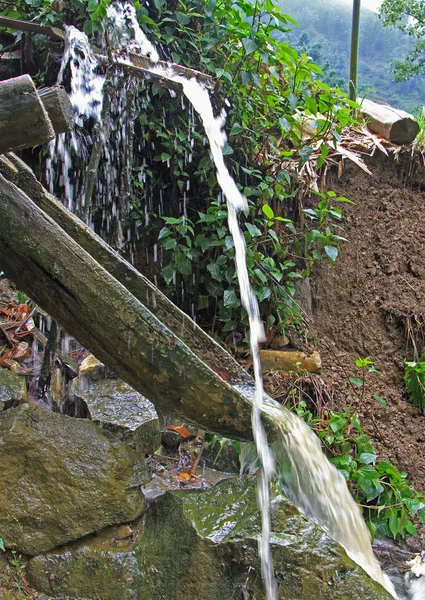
0, 75, 55, 154
37, 86, 74, 135
360, 98, 419, 145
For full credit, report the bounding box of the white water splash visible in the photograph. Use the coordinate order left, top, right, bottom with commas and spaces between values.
107, 1, 159, 60
171, 76, 278, 599
46, 26, 105, 212
57, 26, 105, 125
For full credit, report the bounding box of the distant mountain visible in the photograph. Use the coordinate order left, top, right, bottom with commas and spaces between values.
277, 0, 425, 113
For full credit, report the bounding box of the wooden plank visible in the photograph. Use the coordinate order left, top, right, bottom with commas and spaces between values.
0, 16, 64, 39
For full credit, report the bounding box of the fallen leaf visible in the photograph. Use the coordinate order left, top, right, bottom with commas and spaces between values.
164, 425, 189, 438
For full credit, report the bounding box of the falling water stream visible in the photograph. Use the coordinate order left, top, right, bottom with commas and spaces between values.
52, 3, 398, 597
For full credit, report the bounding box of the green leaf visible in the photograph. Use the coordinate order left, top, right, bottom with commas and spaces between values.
305, 95, 318, 114
224, 289, 240, 308
245, 223, 262, 238
242, 37, 257, 55
358, 452, 377, 465
262, 204, 275, 219
372, 394, 387, 408
349, 376, 363, 388
389, 511, 400, 538
161, 264, 175, 285
198, 295, 209, 310
324, 245, 338, 262
163, 238, 177, 250
158, 227, 171, 239
87, 0, 99, 12
207, 263, 222, 281
0, 538, 4, 552
357, 465, 379, 481
279, 116, 291, 132
230, 122, 243, 136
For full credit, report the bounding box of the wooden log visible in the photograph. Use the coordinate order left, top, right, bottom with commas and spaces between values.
360, 98, 419, 145
0, 75, 56, 154
0, 170, 281, 442
37, 86, 74, 135
0, 16, 64, 39
1, 153, 255, 393
260, 350, 321, 374
97, 52, 214, 93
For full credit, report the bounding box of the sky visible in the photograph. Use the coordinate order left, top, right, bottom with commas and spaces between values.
338, 0, 383, 12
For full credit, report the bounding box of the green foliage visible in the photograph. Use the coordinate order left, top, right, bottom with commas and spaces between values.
287, 356, 425, 539
293, 400, 425, 540
280, 0, 425, 112
132, 0, 357, 338
379, 0, 425, 81
405, 356, 425, 414
0, 0, 111, 36
0, 538, 4, 552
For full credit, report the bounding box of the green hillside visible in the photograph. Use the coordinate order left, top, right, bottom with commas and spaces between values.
278, 0, 425, 112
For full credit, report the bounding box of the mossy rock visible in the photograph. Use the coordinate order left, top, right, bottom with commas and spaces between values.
0, 368, 26, 410
0, 404, 148, 554
26, 476, 393, 599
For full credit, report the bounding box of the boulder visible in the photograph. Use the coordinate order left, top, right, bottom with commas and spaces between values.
68, 356, 160, 456
0, 368, 26, 410
26, 476, 393, 600
0, 404, 147, 554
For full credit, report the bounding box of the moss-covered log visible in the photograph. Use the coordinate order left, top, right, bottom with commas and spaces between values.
0, 169, 280, 441
1, 153, 255, 392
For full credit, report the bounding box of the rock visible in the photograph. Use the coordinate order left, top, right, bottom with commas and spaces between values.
26, 476, 393, 600
294, 276, 313, 317
68, 374, 160, 456
79, 353, 115, 381
260, 349, 321, 374
202, 437, 241, 473
0, 367, 27, 410
0, 404, 147, 554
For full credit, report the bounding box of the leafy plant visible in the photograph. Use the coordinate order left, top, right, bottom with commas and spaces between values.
379, 0, 425, 81
126, 0, 359, 339
293, 399, 425, 540
405, 356, 425, 414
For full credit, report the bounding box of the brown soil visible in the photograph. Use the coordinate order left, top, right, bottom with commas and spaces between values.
311, 150, 425, 545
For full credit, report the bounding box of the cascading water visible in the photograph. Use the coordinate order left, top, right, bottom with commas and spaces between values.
49, 3, 398, 597
46, 26, 105, 215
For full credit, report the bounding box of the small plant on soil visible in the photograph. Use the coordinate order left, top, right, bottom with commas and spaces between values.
404, 355, 425, 414
283, 357, 425, 540
293, 399, 425, 540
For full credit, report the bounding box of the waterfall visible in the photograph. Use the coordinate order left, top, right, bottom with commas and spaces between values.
50, 3, 397, 597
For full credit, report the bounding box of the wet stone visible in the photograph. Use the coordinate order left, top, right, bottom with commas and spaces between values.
0, 367, 27, 410
26, 476, 393, 600
69, 364, 160, 456
202, 437, 240, 473
0, 404, 147, 554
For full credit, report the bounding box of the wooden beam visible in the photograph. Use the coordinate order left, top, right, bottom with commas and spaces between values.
0, 16, 64, 39
37, 86, 74, 135
0, 169, 281, 442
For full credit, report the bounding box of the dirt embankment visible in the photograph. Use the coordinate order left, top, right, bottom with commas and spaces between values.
312, 151, 425, 502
